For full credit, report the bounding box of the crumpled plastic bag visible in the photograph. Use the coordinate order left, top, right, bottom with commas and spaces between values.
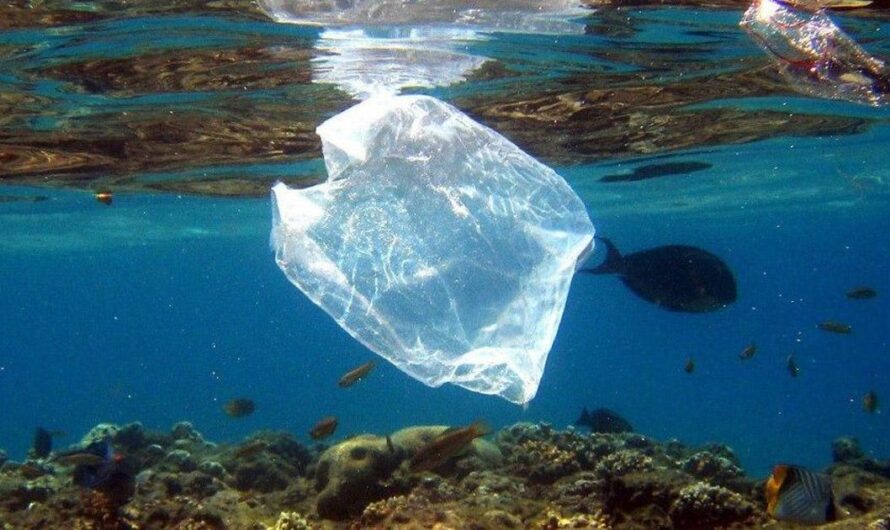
270, 95, 594, 404
740, 0, 889, 106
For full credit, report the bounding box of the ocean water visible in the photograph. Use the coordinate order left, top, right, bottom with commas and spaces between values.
1, 2, 889, 481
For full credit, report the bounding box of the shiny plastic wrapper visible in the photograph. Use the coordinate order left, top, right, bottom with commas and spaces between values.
740, 0, 889, 105
271, 95, 594, 404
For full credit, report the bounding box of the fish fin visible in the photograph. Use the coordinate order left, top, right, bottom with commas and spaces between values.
579, 237, 625, 275
575, 407, 590, 426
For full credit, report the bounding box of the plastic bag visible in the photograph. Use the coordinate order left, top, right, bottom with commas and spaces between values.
271, 95, 594, 404
740, 0, 889, 106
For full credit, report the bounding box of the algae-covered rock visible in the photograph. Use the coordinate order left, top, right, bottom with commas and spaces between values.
79, 423, 120, 446
315, 434, 403, 519
669, 481, 758, 529
171, 421, 203, 442
834, 437, 866, 464
267, 511, 312, 530
162, 449, 197, 472
222, 432, 311, 493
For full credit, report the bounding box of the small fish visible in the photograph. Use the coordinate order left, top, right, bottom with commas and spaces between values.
18, 463, 48, 479
32, 427, 53, 459
787, 354, 800, 378
684, 357, 695, 374
310, 417, 338, 440
409, 420, 490, 473
766, 464, 835, 524
600, 161, 712, 183
863, 391, 879, 413
818, 320, 852, 334
0, 194, 49, 203
580, 237, 737, 313
223, 398, 256, 418
94, 191, 113, 206
233, 440, 269, 459
71, 439, 126, 490
846, 286, 876, 300
338, 360, 376, 388
54, 451, 108, 467
739, 342, 757, 361
575, 407, 633, 434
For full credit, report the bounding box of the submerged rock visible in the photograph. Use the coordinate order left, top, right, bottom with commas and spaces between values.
1, 420, 889, 528
315, 434, 402, 519
834, 437, 867, 464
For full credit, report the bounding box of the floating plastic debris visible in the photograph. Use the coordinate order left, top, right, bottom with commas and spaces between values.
270, 95, 594, 404
740, 0, 889, 106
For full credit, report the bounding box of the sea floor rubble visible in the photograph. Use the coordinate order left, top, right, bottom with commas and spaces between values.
0, 421, 888, 529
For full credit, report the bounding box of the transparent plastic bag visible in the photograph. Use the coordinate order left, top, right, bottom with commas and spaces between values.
271, 95, 594, 404
740, 0, 889, 105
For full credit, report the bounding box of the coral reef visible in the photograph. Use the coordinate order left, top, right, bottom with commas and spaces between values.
0, 422, 889, 528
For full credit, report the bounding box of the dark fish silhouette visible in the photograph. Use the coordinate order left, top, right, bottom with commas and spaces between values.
575, 407, 634, 434
818, 320, 852, 334
846, 286, 876, 300
600, 161, 712, 182
0, 195, 49, 203
739, 342, 757, 360
223, 398, 256, 418
684, 357, 695, 374
581, 237, 737, 313
338, 360, 375, 388
863, 391, 879, 413
786, 354, 800, 377
32, 427, 53, 459
766, 464, 835, 524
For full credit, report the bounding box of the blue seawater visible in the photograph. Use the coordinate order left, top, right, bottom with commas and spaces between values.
0, 5, 889, 480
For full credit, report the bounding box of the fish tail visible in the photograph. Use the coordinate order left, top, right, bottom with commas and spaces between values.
575, 407, 590, 426
580, 237, 625, 275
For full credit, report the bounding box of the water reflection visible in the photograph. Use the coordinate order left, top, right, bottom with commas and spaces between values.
0, 1, 886, 198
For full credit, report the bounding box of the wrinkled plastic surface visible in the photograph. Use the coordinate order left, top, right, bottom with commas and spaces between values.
270, 95, 594, 404
741, 0, 889, 105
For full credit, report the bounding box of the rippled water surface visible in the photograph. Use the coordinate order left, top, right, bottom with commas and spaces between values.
1, 1, 889, 475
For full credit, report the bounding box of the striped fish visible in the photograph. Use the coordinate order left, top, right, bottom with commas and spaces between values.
766, 465, 835, 524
